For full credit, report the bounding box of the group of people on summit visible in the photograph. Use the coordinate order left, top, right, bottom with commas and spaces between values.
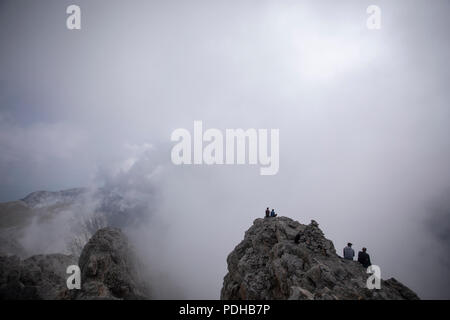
265, 207, 277, 217
343, 242, 372, 268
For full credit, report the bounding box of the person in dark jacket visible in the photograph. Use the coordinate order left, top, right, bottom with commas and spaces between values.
358, 247, 372, 268
270, 209, 277, 217
265, 207, 270, 218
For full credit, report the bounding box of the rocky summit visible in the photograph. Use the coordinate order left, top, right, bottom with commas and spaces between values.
221, 217, 419, 300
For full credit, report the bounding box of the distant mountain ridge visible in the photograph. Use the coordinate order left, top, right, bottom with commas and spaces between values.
0, 187, 152, 258
21, 188, 87, 208
0, 189, 420, 300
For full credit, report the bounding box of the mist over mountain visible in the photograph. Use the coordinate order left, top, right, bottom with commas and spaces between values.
0, 179, 447, 299
0, 186, 155, 258
0, 0, 449, 299
1, 213, 420, 300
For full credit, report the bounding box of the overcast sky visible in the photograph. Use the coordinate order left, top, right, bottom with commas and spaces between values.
0, 0, 449, 299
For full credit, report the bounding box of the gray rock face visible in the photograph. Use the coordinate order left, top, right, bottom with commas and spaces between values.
76, 227, 148, 299
0, 254, 77, 300
221, 217, 419, 300
0, 227, 149, 300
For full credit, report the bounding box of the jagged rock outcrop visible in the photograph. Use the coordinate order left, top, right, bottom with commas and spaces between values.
221, 217, 419, 300
21, 188, 87, 208
76, 227, 148, 299
0, 227, 149, 300
0, 254, 77, 299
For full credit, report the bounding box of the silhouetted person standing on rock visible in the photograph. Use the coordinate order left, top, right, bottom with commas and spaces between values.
270, 209, 277, 217
358, 247, 372, 268
265, 207, 270, 218
343, 243, 355, 260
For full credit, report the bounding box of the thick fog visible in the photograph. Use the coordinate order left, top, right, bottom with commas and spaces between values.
0, 0, 449, 299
